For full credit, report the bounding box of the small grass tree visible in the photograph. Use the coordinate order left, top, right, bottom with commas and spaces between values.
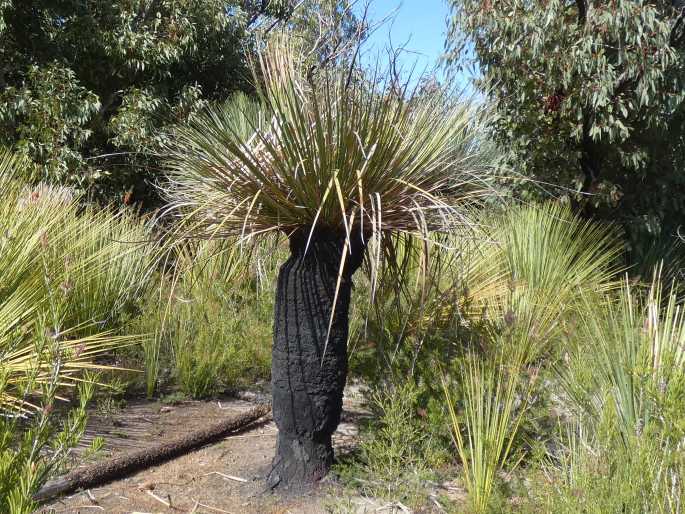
162, 41, 494, 490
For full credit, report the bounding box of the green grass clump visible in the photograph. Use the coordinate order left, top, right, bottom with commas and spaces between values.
170, 288, 273, 399
138, 238, 280, 398
0, 151, 155, 412
347, 202, 626, 511
442, 343, 532, 514
0, 155, 157, 332
536, 425, 684, 514
535, 270, 685, 513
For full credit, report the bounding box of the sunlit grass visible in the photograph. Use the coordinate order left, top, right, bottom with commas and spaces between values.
0, 151, 155, 412
160, 38, 498, 326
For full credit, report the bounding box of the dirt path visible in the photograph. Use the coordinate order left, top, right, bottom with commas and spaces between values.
38, 387, 387, 514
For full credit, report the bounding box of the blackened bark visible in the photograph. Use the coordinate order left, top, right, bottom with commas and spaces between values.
267, 227, 365, 490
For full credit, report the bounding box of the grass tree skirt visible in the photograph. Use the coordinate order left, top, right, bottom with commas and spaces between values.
267, 228, 365, 490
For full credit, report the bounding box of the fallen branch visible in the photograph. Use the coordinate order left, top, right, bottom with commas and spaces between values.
35, 403, 271, 502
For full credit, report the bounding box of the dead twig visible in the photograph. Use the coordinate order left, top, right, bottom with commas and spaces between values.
190, 499, 234, 514
145, 489, 170, 508
49, 506, 104, 513
206, 471, 248, 483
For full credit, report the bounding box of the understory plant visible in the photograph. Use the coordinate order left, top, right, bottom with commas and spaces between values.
141, 238, 277, 398
0, 151, 153, 511
540, 271, 685, 512
0, 155, 157, 330
461, 202, 622, 348
336, 380, 446, 508
0, 151, 153, 411
560, 270, 685, 441
387, 202, 618, 512
539, 422, 684, 514
355, 201, 621, 378
442, 334, 533, 514
0, 375, 96, 514
340, 201, 624, 509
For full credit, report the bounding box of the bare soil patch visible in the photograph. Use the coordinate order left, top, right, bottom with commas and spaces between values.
38, 387, 380, 514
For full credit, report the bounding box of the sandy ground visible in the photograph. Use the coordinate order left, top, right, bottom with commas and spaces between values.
36, 387, 403, 514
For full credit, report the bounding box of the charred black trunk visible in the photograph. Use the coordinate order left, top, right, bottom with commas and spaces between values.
267, 227, 365, 490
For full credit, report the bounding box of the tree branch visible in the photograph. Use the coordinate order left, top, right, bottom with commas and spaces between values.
245, 0, 270, 30
670, 6, 685, 47
305, 0, 372, 82
576, 111, 604, 216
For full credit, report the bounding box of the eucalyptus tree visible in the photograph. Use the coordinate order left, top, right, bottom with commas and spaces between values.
162, 42, 494, 489
446, 0, 685, 254
0, 0, 360, 204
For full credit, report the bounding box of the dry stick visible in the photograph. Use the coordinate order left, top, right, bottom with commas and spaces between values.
191, 500, 234, 514
206, 471, 248, 483
144, 489, 170, 508
35, 403, 271, 502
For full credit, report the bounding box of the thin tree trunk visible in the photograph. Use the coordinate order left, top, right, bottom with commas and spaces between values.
267, 227, 364, 490
576, 111, 604, 217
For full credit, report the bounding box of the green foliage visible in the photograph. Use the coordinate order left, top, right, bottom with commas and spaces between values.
447, 0, 685, 250
336, 381, 446, 508
349, 202, 623, 511
0, 151, 155, 411
353, 202, 621, 383
0, 185, 155, 331
559, 270, 685, 445
439, 203, 620, 511
0, 151, 161, 511
536, 273, 685, 512
169, 277, 273, 399
0, 377, 95, 514
538, 430, 684, 514
0, 64, 100, 186
348, 233, 465, 385
360, 382, 446, 478
466, 202, 622, 359
0, 0, 358, 203
443, 344, 532, 514
137, 238, 279, 398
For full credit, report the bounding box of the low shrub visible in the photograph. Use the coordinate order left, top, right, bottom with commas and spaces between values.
537, 270, 685, 513
534, 423, 684, 514
0, 375, 96, 514
346, 202, 625, 511
335, 380, 449, 508
137, 238, 280, 398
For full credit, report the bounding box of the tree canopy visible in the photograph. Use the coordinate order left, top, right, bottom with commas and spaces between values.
0, 0, 359, 205
447, 0, 685, 255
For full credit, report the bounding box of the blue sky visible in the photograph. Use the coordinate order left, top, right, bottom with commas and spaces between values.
355, 0, 452, 80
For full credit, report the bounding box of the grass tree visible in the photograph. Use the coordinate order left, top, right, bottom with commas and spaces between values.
162, 41, 494, 489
